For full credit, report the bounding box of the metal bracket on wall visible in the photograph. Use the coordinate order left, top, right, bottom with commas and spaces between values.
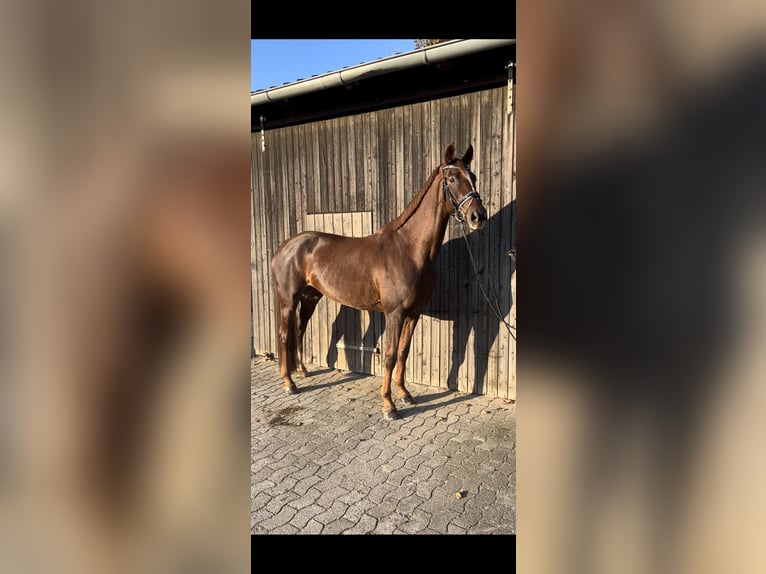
335, 343, 380, 354
260, 115, 266, 152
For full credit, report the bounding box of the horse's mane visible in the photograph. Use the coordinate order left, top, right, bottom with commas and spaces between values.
378, 166, 441, 233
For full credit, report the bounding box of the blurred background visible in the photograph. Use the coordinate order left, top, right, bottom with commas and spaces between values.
0, 1, 250, 572
520, 0, 766, 572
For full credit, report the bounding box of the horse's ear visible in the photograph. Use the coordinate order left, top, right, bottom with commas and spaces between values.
444, 143, 456, 165
462, 144, 474, 166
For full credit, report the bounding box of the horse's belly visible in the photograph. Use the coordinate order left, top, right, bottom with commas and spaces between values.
307, 275, 380, 311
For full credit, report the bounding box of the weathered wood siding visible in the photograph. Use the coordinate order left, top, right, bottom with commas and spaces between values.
251, 85, 516, 399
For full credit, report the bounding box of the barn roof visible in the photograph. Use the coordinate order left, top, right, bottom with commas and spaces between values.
251, 39, 515, 132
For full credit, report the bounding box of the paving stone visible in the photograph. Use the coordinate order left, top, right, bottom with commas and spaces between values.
290, 504, 324, 529
303, 519, 324, 534
397, 508, 432, 534
288, 486, 321, 510
368, 498, 400, 520
315, 485, 350, 510
292, 475, 322, 496
385, 467, 414, 487
342, 513, 378, 534
372, 513, 404, 534
427, 507, 459, 533
267, 476, 298, 497
367, 482, 397, 504
271, 523, 300, 534
415, 481, 437, 499
337, 489, 368, 507
264, 492, 299, 514
483, 512, 513, 533
446, 522, 467, 534
324, 517, 355, 534
250, 491, 272, 512
314, 500, 349, 525
342, 497, 376, 522
290, 463, 321, 481
450, 505, 484, 530
259, 506, 297, 531
396, 493, 427, 516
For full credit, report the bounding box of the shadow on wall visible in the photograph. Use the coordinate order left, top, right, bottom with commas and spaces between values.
326, 308, 381, 374
325, 199, 516, 395
424, 199, 516, 394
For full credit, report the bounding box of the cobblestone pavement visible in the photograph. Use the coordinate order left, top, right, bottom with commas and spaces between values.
251, 357, 516, 534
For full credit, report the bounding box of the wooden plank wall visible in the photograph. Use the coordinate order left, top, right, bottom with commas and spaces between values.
251, 85, 516, 399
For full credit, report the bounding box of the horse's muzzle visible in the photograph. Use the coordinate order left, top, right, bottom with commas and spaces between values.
469, 207, 487, 230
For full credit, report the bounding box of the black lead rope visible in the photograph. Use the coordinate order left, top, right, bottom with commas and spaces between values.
457, 219, 516, 340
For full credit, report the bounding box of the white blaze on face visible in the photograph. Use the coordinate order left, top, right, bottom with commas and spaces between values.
445, 165, 477, 194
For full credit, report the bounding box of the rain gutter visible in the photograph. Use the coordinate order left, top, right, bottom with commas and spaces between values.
251, 39, 515, 106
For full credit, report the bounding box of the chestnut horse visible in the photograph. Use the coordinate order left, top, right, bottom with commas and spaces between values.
271, 143, 487, 419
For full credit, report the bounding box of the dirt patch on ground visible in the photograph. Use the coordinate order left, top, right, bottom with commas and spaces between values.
266, 405, 304, 427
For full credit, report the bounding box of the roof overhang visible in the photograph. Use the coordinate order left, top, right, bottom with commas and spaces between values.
251, 39, 515, 131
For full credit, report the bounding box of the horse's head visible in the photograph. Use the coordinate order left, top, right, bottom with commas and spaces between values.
442, 143, 487, 230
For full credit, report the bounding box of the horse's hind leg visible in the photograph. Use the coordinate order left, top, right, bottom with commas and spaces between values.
393, 314, 419, 406
277, 295, 299, 394
295, 287, 322, 377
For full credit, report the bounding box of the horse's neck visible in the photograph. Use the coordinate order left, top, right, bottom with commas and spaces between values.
398, 178, 449, 265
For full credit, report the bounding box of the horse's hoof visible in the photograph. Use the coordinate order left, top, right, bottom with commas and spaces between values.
285, 384, 298, 395
400, 395, 416, 406
383, 409, 400, 420
298, 368, 309, 378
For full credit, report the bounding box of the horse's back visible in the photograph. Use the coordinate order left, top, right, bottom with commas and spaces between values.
275, 230, 377, 260
272, 230, 369, 283
272, 230, 387, 309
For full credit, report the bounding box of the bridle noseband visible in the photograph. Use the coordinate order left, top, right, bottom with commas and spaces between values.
442, 165, 480, 223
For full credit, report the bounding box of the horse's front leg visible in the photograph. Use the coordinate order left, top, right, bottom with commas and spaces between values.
381, 310, 403, 419
393, 314, 419, 406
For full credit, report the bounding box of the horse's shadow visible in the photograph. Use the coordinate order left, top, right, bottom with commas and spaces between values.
395, 389, 476, 419
326, 309, 380, 374
303, 370, 369, 392
324, 199, 515, 396
424, 199, 516, 394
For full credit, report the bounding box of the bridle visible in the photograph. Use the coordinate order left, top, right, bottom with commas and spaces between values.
442, 165, 481, 223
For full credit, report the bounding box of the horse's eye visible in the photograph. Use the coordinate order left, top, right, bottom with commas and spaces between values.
449, 177, 456, 184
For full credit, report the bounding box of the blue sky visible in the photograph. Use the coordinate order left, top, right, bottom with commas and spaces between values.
251, 40, 416, 92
